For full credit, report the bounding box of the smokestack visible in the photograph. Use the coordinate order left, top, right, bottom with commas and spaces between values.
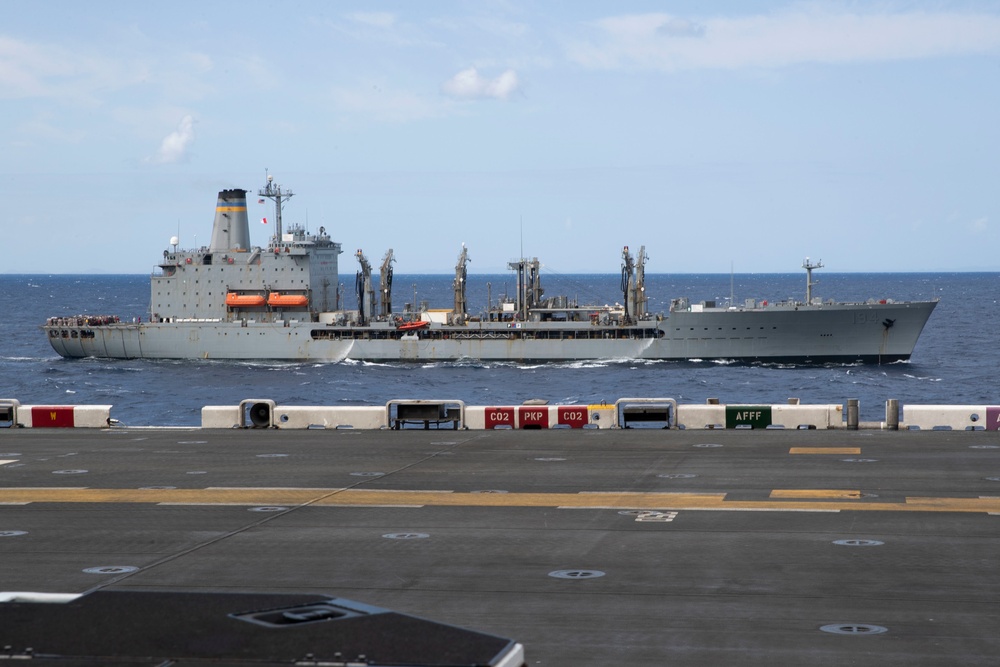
209, 189, 250, 252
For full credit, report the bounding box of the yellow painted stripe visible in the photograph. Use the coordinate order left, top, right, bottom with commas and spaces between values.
789, 447, 861, 454
0, 488, 720, 508
1, 487, 999, 514
770, 489, 864, 499
215, 206, 247, 212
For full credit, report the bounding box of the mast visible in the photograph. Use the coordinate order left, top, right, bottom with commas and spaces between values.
803, 257, 823, 304
258, 172, 293, 246
379, 249, 395, 318
453, 244, 470, 316
729, 261, 735, 307
621, 246, 635, 323
507, 257, 542, 320
355, 249, 374, 325
636, 245, 647, 317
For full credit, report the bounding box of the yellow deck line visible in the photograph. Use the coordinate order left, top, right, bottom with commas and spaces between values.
770, 489, 864, 499
789, 447, 862, 454
1, 487, 999, 514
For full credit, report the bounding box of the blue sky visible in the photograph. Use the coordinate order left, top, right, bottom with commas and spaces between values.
3, 1, 999, 274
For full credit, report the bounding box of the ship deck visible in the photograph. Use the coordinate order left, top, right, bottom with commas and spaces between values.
2, 427, 998, 665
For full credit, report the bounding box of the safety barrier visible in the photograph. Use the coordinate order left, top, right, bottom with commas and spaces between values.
615, 398, 677, 429
207, 399, 616, 430
20, 397, 1000, 432
464, 404, 600, 429
14, 404, 113, 428
279, 406, 386, 430
0, 399, 19, 428
902, 405, 1000, 430
201, 406, 240, 429
202, 401, 389, 429
201, 398, 853, 430
675, 400, 843, 429
386, 400, 465, 430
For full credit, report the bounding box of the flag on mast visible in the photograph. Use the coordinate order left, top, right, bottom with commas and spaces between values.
261, 217, 268, 225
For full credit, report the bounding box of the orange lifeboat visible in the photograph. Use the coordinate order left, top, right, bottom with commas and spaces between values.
226, 293, 266, 308
267, 292, 309, 308
398, 320, 430, 331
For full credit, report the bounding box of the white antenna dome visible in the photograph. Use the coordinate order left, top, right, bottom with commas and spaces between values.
170, 236, 179, 246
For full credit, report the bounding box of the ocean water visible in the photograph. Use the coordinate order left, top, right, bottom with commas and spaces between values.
1, 271, 996, 426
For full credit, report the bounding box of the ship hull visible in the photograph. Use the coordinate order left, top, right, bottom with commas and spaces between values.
43, 300, 937, 363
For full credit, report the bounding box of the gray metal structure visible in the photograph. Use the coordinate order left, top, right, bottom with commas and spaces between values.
43, 181, 938, 362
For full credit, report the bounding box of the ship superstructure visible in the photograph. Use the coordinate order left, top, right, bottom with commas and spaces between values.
43, 180, 938, 363
151, 178, 342, 326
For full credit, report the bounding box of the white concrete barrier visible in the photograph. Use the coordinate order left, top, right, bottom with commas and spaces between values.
771, 404, 842, 429
676, 402, 843, 429
274, 406, 386, 429
17, 405, 112, 428
203, 404, 388, 429
39, 397, 996, 431
676, 404, 726, 429
902, 405, 997, 430
201, 406, 240, 429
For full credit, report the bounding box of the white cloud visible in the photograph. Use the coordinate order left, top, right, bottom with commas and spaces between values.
971, 217, 989, 233
565, 7, 1000, 71
442, 67, 519, 100
149, 114, 195, 164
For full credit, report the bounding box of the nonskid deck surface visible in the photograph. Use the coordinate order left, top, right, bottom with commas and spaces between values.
2, 428, 999, 665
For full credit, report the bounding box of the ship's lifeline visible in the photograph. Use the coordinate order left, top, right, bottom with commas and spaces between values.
43, 179, 938, 363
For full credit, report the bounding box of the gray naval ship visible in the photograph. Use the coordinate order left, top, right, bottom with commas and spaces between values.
44, 178, 938, 363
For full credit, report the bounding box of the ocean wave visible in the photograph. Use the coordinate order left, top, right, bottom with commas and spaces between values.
359, 360, 396, 368
903, 374, 942, 382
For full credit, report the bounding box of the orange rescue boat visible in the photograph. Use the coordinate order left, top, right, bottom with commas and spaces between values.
267, 293, 309, 308
225, 293, 266, 308
398, 320, 430, 331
